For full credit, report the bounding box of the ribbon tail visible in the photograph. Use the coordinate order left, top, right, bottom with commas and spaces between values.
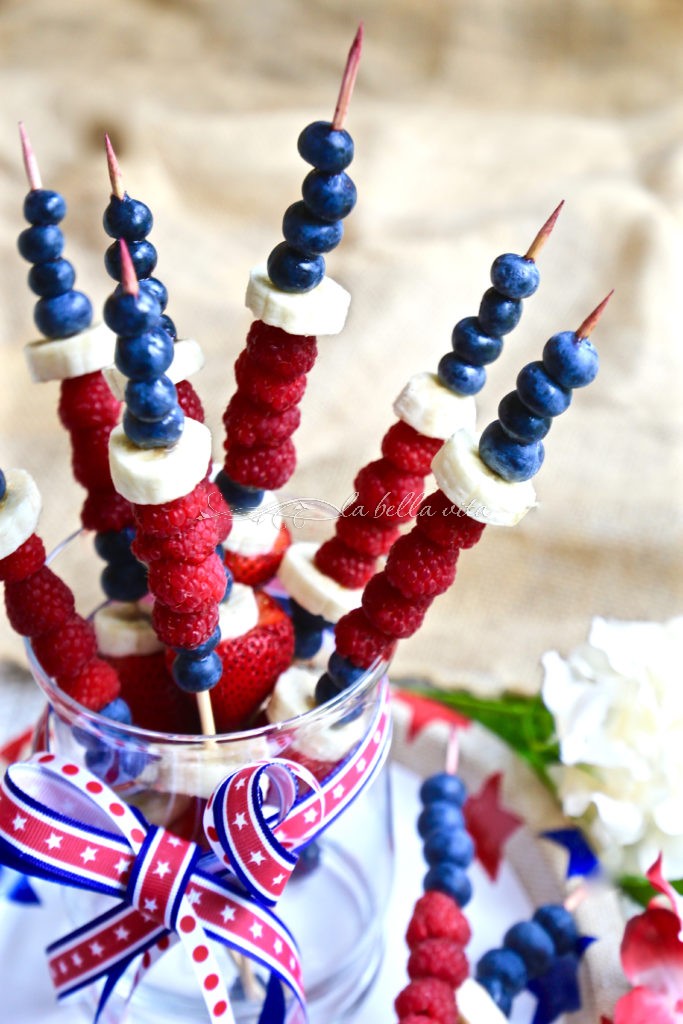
94, 953, 140, 1024
257, 972, 287, 1024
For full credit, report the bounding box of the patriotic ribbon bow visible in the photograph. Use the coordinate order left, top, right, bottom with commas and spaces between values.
0, 678, 391, 1024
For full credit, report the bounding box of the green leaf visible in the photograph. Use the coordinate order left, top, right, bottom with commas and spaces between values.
619, 874, 683, 908
398, 685, 560, 788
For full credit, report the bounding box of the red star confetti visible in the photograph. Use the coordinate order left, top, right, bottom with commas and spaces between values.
463, 771, 523, 881
392, 687, 470, 741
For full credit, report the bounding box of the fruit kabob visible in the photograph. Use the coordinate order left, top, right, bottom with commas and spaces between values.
278, 204, 563, 659
215, 25, 363, 590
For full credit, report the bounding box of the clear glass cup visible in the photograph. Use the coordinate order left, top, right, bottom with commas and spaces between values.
24, 531, 394, 1024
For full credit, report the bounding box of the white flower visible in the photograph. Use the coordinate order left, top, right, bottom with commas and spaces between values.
542, 616, 683, 879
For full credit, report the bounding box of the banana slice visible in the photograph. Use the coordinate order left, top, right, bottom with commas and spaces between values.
393, 372, 477, 440
218, 583, 259, 640
0, 469, 42, 560
93, 602, 163, 657
277, 541, 363, 623
24, 322, 115, 382
108, 417, 211, 506
147, 736, 270, 800
245, 264, 350, 337
265, 666, 365, 761
432, 428, 536, 527
224, 492, 282, 557
103, 337, 205, 401
456, 978, 508, 1024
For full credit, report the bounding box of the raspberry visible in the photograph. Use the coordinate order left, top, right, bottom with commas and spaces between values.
112, 651, 199, 733
396, 1017, 434, 1024
385, 534, 457, 598
224, 438, 296, 491
152, 601, 219, 649
81, 490, 133, 533
175, 379, 205, 423
58, 372, 121, 430
0, 534, 46, 582
354, 460, 424, 523
132, 516, 221, 565
71, 426, 114, 490
222, 393, 300, 448
5, 567, 75, 636
234, 350, 307, 412
224, 521, 291, 587
361, 575, 430, 639
204, 482, 233, 544
406, 892, 472, 949
133, 482, 208, 538
407, 939, 469, 989
335, 503, 399, 557
148, 553, 227, 613
394, 978, 457, 1024
31, 614, 97, 679
245, 321, 317, 378
415, 491, 486, 550
333, 608, 395, 669
314, 538, 376, 589
60, 657, 120, 711
382, 422, 442, 476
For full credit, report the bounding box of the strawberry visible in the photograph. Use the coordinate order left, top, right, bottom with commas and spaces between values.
110, 651, 200, 733
210, 591, 294, 732
223, 521, 291, 587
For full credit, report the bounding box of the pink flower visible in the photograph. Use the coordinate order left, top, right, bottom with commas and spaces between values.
613, 856, 683, 1023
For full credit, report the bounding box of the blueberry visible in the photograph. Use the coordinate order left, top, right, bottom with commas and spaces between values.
173, 650, 223, 692
0, 470, 6, 502
497, 392, 551, 443
451, 317, 503, 366
516, 361, 572, 418
423, 827, 475, 867
298, 120, 354, 172
221, 566, 233, 602
293, 840, 321, 877
437, 353, 486, 396
542, 331, 599, 389
93, 526, 136, 562
103, 195, 153, 240
419, 771, 467, 806
139, 276, 168, 312
327, 651, 365, 688
118, 748, 149, 781
477, 975, 513, 1016
504, 921, 556, 979
104, 288, 160, 337
214, 471, 264, 512
417, 800, 464, 838
114, 327, 174, 380
123, 406, 184, 448
291, 601, 328, 633
476, 948, 528, 995
34, 291, 93, 339
100, 697, 133, 725
479, 421, 545, 482
85, 743, 115, 778
17, 224, 64, 263
532, 904, 579, 956
23, 188, 66, 226
125, 375, 178, 422
301, 170, 356, 221
490, 253, 540, 299
28, 257, 76, 297
177, 626, 221, 659
315, 671, 345, 706
478, 288, 522, 336
100, 559, 148, 602
105, 239, 158, 281
295, 628, 324, 659
267, 242, 325, 293
423, 862, 472, 906
160, 314, 177, 341
283, 202, 344, 254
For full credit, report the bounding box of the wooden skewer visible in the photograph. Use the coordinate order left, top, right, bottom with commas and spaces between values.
18, 122, 42, 190
524, 200, 564, 262
576, 290, 614, 340
104, 133, 125, 199
332, 24, 364, 130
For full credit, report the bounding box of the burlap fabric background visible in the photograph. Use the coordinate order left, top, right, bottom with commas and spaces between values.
0, 2, 682, 1015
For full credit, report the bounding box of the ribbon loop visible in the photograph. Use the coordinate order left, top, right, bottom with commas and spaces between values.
125, 825, 200, 930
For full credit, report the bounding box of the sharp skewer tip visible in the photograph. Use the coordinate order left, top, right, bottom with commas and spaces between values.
331, 23, 364, 130
445, 727, 460, 776
524, 200, 564, 262
576, 289, 614, 340
119, 239, 139, 297
18, 122, 42, 191
104, 133, 125, 200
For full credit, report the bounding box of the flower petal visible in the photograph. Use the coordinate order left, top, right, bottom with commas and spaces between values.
614, 986, 682, 1024
621, 906, 683, 994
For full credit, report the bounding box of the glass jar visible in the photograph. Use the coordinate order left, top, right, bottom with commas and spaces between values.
22, 531, 394, 1024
